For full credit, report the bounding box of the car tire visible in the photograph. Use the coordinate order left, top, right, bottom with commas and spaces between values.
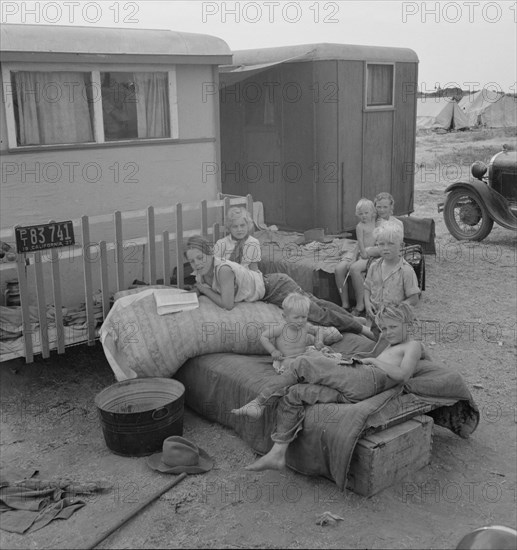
443, 188, 494, 241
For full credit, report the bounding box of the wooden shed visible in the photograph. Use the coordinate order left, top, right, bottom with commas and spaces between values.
219, 43, 419, 232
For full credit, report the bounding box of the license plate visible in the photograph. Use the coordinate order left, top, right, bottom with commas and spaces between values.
15, 221, 75, 253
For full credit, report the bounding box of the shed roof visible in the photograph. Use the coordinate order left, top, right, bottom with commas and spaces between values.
224, 42, 419, 69
0, 24, 232, 65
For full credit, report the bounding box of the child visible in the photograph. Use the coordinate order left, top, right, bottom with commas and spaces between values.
233, 300, 422, 427
214, 206, 261, 271
364, 221, 420, 322
259, 293, 326, 375
364, 192, 404, 258
334, 198, 377, 311
232, 292, 330, 417
241, 302, 424, 471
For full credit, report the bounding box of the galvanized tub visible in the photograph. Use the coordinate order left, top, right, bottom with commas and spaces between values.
95, 378, 185, 457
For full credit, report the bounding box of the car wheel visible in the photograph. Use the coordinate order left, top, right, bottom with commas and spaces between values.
443, 188, 494, 241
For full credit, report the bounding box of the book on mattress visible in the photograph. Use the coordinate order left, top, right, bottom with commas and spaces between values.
154, 289, 199, 315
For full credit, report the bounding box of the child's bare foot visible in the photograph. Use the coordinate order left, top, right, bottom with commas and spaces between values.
231, 399, 264, 419
245, 445, 287, 471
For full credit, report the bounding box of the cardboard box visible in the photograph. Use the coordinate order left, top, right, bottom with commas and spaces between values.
347, 415, 434, 497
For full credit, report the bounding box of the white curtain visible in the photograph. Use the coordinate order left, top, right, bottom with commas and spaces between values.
134, 72, 170, 138
15, 72, 93, 145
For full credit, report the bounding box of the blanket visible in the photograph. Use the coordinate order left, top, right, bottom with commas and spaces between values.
175, 350, 478, 491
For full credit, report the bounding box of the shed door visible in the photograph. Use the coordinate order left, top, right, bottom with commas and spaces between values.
245, 128, 285, 225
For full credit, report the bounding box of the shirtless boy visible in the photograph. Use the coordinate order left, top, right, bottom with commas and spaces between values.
239, 302, 423, 471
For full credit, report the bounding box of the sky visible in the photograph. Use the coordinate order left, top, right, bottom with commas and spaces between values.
1, 0, 516, 92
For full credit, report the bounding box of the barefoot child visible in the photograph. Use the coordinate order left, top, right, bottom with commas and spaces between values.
242, 302, 423, 471
231, 292, 326, 417
261, 293, 326, 373
335, 198, 377, 309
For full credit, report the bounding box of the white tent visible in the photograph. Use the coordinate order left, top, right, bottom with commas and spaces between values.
416, 97, 470, 130
459, 90, 517, 128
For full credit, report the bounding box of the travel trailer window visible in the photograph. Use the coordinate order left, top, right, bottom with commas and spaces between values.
5, 67, 176, 148
11, 71, 95, 146
101, 72, 170, 141
365, 63, 394, 108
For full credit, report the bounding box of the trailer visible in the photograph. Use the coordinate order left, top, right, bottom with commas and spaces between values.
219, 43, 419, 232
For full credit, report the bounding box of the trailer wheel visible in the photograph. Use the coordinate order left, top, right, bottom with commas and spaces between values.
443, 189, 494, 241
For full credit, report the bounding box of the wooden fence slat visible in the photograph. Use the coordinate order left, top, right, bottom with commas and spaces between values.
99, 241, 110, 321
16, 250, 33, 363
3, 194, 253, 364
200, 200, 208, 238
34, 251, 50, 359
50, 248, 65, 355
246, 194, 254, 217
212, 222, 220, 244
147, 206, 156, 285
114, 211, 124, 291
81, 216, 96, 346
162, 231, 170, 285
175, 204, 184, 289
223, 197, 231, 235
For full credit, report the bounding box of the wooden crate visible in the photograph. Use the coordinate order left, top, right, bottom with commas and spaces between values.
346, 415, 434, 497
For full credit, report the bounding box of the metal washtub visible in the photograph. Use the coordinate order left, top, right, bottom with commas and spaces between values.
95, 378, 185, 457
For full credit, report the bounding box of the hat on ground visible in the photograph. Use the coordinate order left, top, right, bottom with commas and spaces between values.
146, 436, 213, 474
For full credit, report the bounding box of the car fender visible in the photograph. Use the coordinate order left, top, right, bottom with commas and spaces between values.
445, 181, 517, 231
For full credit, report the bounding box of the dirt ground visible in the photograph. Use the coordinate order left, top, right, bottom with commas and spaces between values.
1, 128, 516, 549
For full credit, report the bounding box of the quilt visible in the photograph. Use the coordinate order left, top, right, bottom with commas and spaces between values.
175, 348, 479, 491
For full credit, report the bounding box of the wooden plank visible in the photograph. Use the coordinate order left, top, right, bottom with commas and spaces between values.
16, 249, 33, 363
162, 231, 170, 286
246, 194, 253, 216
81, 216, 96, 345
99, 241, 110, 321
175, 204, 184, 289
200, 200, 208, 238
213, 222, 220, 243
223, 196, 231, 235
34, 251, 50, 359
114, 211, 124, 291
49, 247, 65, 355
147, 206, 157, 285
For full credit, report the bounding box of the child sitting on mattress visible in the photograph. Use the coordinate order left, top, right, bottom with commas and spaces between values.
334, 198, 377, 311
214, 206, 261, 272
258, 292, 326, 375
231, 302, 422, 424
239, 302, 424, 471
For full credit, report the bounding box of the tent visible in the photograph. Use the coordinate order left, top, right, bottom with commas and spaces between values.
459, 90, 517, 128
416, 97, 470, 130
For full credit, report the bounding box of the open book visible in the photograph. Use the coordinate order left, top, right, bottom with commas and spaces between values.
154, 289, 199, 315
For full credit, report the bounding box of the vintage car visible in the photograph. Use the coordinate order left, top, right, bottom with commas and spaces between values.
438, 145, 517, 240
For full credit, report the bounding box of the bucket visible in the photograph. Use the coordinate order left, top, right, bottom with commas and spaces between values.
95, 378, 185, 457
